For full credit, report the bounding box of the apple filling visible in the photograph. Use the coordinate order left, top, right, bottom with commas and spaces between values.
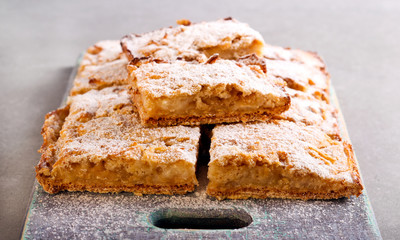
138, 85, 283, 122
49, 159, 197, 190
207, 163, 347, 200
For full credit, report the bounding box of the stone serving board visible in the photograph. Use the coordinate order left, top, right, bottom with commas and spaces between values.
21, 56, 381, 240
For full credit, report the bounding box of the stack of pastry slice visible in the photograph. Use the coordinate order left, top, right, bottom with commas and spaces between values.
36, 18, 363, 200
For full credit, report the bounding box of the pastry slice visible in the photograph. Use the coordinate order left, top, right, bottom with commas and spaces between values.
207, 120, 363, 200
70, 58, 129, 95
121, 18, 265, 62
79, 40, 125, 73
36, 87, 200, 195
274, 88, 341, 140
127, 58, 290, 126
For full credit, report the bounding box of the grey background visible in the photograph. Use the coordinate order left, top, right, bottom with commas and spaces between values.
0, 0, 399, 239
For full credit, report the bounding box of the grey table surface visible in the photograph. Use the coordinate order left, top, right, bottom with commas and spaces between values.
0, 0, 399, 239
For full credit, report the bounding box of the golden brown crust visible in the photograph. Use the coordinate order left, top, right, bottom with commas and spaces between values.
37, 177, 195, 195
343, 141, 363, 191
207, 185, 362, 201
140, 104, 290, 127
36, 106, 69, 174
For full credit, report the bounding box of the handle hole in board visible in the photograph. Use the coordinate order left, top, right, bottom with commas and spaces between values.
149, 208, 252, 230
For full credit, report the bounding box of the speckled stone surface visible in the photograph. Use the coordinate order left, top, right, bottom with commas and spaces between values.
23, 167, 380, 239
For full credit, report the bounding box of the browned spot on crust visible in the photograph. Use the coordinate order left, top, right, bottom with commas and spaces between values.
205, 54, 219, 64
88, 78, 100, 85
238, 54, 267, 73
129, 57, 167, 67
277, 151, 288, 164
176, 19, 191, 26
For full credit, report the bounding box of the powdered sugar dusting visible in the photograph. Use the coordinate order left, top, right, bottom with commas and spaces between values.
80, 40, 124, 68
265, 59, 329, 92
211, 121, 354, 183
58, 87, 200, 165
71, 58, 129, 95
134, 59, 286, 98
262, 44, 326, 70
276, 88, 340, 139
122, 18, 264, 62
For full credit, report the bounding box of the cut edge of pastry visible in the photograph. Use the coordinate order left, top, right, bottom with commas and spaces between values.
130, 85, 291, 127
207, 142, 363, 201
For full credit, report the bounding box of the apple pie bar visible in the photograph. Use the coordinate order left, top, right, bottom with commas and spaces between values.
36, 87, 200, 195
207, 120, 363, 200
121, 18, 265, 62
127, 58, 290, 126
